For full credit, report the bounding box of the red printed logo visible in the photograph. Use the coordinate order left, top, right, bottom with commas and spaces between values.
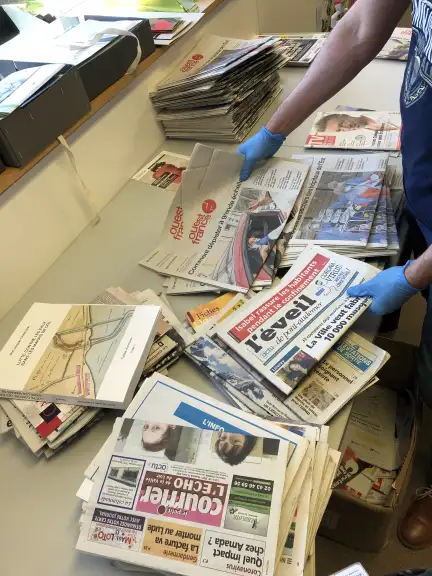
192, 53, 204, 61
180, 54, 204, 73
306, 134, 336, 146
202, 199, 217, 214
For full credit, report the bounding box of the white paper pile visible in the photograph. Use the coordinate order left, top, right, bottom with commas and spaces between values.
75, 372, 340, 576
150, 35, 285, 142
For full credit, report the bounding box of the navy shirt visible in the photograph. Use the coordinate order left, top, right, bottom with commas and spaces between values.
400, 0, 432, 232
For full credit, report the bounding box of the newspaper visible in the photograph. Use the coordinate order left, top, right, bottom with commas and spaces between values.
288, 153, 388, 247
166, 276, 219, 295
259, 34, 327, 66
366, 188, 388, 249
132, 151, 190, 193
140, 144, 309, 292
215, 246, 379, 396
376, 27, 411, 61
305, 111, 402, 151
284, 331, 389, 424
77, 372, 309, 576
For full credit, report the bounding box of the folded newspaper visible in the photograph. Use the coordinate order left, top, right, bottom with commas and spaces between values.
305, 111, 402, 151
76, 372, 312, 576
215, 246, 379, 396
375, 27, 411, 61
140, 143, 310, 292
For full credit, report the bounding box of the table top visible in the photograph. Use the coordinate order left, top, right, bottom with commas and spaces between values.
0, 58, 406, 576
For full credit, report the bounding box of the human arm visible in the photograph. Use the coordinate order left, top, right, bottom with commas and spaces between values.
346, 245, 432, 315
238, 0, 409, 180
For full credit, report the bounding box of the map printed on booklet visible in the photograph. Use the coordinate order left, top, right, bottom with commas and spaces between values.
77, 372, 309, 576
0, 303, 161, 409
305, 111, 402, 150
215, 246, 379, 396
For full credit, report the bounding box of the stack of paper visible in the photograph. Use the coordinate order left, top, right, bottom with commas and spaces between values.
183, 247, 389, 421
0, 300, 162, 457
279, 154, 400, 267
140, 143, 310, 293
75, 372, 340, 576
150, 35, 285, 142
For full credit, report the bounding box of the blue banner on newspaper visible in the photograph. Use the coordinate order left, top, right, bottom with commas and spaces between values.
174, 402, 247, 434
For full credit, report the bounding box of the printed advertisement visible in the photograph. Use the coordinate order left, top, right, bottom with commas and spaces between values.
89, 508, 145, 551
140, 143, 309, 292
305, 111, 402, 150
290, 153, 388, 246
216, 246, 378, 395
200, 531, 266, 576
132, 151, 190, 193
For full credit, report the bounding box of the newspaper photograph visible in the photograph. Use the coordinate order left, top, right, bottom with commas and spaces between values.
284, 331, 389, 424
366, 188, 388, 249
77, 373, 310, 576
132, 151, 190, 193
289, 153, 388, 246
376, 27, 411, 61
215, 246, 379, 396
140, 144, 310, 292
305, 111, 402, 150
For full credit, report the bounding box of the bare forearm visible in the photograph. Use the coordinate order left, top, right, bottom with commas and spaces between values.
405, 245, 432, 289
267, 0, 409, 136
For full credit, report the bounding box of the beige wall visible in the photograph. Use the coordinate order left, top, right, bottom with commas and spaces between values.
0, 0, 259, 322
257, 0, 316, 33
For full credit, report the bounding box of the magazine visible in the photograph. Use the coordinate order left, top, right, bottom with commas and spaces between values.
77, 372, 310, 575
376, 28, 411, 61
305, 111, 402, 151
0, 303, 161, 408
140, 144, 310, 292
284, 331, 389, 424
132, 151, 190, 192
288, 153, 388, 247
215, 246, 379, 396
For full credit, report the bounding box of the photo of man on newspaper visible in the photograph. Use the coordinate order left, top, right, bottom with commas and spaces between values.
314, 112, 400, 133
298, 169, 383, 243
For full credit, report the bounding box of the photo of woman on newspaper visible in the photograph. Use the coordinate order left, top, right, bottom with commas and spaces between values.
276, 350, 317, 388
214, 432, 280, 466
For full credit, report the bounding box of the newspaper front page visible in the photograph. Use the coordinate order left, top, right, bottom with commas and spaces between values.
284, 331, 389, 424
289, 153, 388, 247
305, 111, 402, 150
77, 373, 310, 576
140, 144, 309, 292
216, 246, 379, 396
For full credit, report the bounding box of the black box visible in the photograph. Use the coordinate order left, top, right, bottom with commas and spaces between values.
0, 7, 19, 46
70, 18, 155, 101
0, 64, 90, 167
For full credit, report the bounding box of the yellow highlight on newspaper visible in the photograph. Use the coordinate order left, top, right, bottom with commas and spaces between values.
142, 519, 202, 564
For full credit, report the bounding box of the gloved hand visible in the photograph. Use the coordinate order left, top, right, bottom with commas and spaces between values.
237, 127, 286, 181
347, 261, 419, 315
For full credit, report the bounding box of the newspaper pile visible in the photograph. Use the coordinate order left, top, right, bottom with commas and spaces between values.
150, 35, 285, 142
279, 153, 401, 267
260, 33, 328, 66
75, 372, 340, 576
140, 143, 310, 293
92, 287, 193, 377
333, 385, 415, 505
184, 246, 389, 422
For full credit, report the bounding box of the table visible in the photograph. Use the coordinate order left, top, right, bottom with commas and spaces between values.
0, 58, 406, 576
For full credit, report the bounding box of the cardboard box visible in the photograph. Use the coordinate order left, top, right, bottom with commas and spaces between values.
319, 338, 419, 552
74, 18, 155, 101
0, 64, 90, 167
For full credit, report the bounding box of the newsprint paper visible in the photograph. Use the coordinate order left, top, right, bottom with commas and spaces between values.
305, 111, 402, 151
77, 373, 309, 576
215, 246, 379, 396
140, 144, 309, 292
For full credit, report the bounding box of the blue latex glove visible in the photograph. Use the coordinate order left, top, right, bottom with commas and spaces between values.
347, 261, 419, 315
237, 127, 286, 181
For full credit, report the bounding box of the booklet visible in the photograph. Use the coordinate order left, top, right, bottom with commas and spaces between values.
140, 144, 310, 293
0, 303, 161, 408
376, 27, 411, 61
305, 111, 402, 151
77, 372, 310, 575
215, 246, 379, 396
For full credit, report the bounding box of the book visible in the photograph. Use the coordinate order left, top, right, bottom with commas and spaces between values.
0, 303, 161, 408
305, 111, 402, 151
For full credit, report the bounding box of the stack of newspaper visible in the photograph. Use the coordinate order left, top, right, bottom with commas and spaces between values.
279, 153, 401, 267
76, 372, 340, 576
150, 35, 285, 142
260, 33, 328, 66
184, 246, 390, 422
139, 143, 310, 293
